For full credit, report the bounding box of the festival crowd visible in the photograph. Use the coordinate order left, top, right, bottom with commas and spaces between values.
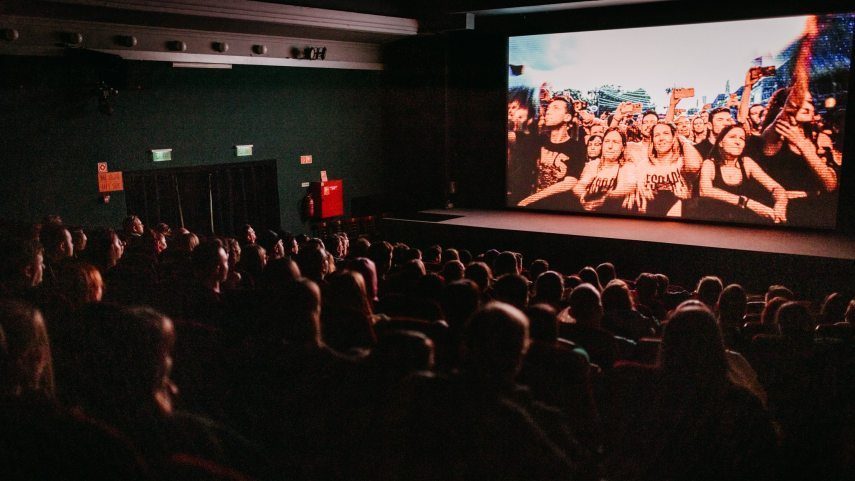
508, 17, 844, 228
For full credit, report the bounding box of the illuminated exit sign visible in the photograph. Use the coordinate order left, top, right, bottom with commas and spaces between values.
235, 144, 253, 157
150, 148, 172, 162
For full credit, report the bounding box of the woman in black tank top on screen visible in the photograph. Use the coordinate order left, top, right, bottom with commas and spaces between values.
698, 125, 794, 223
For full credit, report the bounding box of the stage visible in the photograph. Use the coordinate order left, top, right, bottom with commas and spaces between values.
381, 208, 855, 299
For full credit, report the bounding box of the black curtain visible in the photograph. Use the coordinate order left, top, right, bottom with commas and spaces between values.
124, 160, 280, 236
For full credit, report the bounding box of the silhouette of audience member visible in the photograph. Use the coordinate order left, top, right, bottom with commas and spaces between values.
367, 241, 393, 285
259, 257, 300, 288
761, 296, 790, 328
605, 302, 777, 481
776, 301, 814, 343
635, 272, 666, 321
383, 302, 582, 481
70, 304, 267, 479
70, 226, 87, 257
491, 273, 529, 311
529, 259, 549, 282
464, 261, 492, 296
162, 240, 229, 327
601, 279, 656, 341
578, 267, 602, 292
39, 223, 74, 287
441, 260, 465, 283
322, 270, 377, 355
224, 278, 358, 478
0, 235, 44, 299
717, 283, 748, 349
530, 270, 564, 310
493, 251, 520, 277
346, 257, 378, 303
0, 300, 154, 481
520, 303, 598, 444
236, 224, 256, 248
559, 283, 617, 370
121, 215, 145, 246
695, 275, 724, 310
257, 230, 284, 261
596, 262, 616, 286
296, 245, 330, 285
82, 228, 124, 277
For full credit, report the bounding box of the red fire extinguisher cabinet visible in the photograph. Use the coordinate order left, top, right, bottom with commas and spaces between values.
309, 180, 344, 219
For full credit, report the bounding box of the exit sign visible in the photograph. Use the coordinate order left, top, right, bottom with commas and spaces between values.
235, 144, 253, 157
150, 148, 172, 162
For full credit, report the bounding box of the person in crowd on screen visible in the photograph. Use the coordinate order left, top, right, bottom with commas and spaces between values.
760, 87, 840, 225
698, 124, 796, 223
588, 120, 606, 141
694, 107, 734, 160
747, 104, 766, 133
736, 64, 770, 135
515, 97, 586, 208
674, 115, 692, 139
638, 111, 659, 144
690, 114, 708, 143
759, 17, 840, 227
629, 121, 702, 217
518, 131, 604, 208
586, 134, 603, 162
507, 87, 541, 205
572, 127, 638, 213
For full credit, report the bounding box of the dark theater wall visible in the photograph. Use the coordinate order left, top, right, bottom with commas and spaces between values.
0, 55, 387, 232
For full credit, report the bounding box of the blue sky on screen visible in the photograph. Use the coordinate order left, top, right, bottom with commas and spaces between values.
509, 15, 813, 111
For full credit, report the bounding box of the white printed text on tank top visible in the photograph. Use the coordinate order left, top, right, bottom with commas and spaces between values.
586, 163, 619, 197
642, 157, 686, 195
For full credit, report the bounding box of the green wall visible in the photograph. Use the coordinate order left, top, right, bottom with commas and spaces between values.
0, 55, 387, 232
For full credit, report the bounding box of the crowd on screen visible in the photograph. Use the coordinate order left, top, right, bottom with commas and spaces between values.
508, 17, 844, 228
1, 213, 853, 480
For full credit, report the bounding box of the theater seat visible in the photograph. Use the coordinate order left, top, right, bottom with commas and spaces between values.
741, 321, 775, 342
815, 322, 853, 341
374, 317, 451, 369
633, 337, 661, 365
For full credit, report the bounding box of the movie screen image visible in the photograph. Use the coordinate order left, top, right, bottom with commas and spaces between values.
507, 13, 853, 229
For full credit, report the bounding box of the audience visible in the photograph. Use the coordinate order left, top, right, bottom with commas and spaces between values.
0, 215, 851, 480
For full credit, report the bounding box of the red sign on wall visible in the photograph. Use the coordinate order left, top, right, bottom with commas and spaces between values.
98, 171, 124, 193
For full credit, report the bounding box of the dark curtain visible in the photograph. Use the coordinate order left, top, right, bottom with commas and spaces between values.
124, 160, 280, 236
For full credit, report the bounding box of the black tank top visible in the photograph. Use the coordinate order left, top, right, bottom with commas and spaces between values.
711, 159, 749, 197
